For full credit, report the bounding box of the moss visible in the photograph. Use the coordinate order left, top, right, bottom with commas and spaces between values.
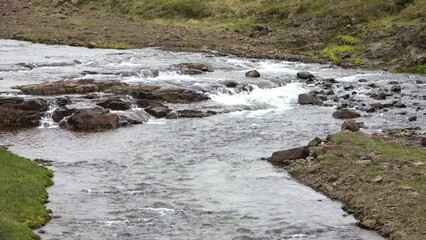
399, 64, 426, 74
322, 44, 363, 65
0, 148, 53, 240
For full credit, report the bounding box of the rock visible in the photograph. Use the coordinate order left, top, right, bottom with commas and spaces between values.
308, 137, 323, 147
52, 106, 75, 122
332, 108, 361, 119
395, 102, 407, 108
341, 119, 360, 132
408, 116, 417, 122
370, 103, 383, 110
391, 85, 402, 92
135, 99, 165, 108
0, 97, 44, 128
358, 219, 376, 230
245, 70, 260, 78
118, 110, 150, 125
171, 63, 214, 75
354, 160, 373, 166
223, 81, 238, 88
56, 97, 72, 107
175, 110, 217, 118
422, 138, 426, 147
145, 106, 172, 118
150, 88, 209, 103
96, 97, 132, 111
416, 80, 424, 84
298, 93, 315, 105
67, 107, 119, 131
268, 147, 310, 164
297, 71, 314, 80
20, 98, 49, 111
370, 92, 387, 100
371, 175, 383, 183
358, 79, 368, 83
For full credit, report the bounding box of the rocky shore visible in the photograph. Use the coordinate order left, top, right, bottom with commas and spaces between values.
266, 126, 426, 240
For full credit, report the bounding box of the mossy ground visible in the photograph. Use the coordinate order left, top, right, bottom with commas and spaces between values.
285, 131, 426, 240
0, 148, 53, 240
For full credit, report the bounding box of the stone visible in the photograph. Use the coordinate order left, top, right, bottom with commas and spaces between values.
371, 175, 383, 183
175, 110, 217, 118
67, 107, 119, 131
56, 97, 72, 107
296, 71, 314, 80
52, 106, 75, 122
118, 111, 150, 125
354, 160, 373, 166
421, 138, 426, 147
298, 93, 315, 105
145, 106, 172, 118
97, 97, 132, 111
370, 92, 386, 100
332, 108, 361, 119
341, 119, 360, 132
408, 116, 417, 121
20, 98, 49, 111
245, 70, 260, 78
171, 63, 214, 75
308, 137, 323, 147
391, 85, 402, 92
358, 219, 376, 230
268, 147, 310, 164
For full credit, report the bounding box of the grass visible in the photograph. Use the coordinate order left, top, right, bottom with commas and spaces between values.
0, 148, 53, 240
287, 131, 426, 239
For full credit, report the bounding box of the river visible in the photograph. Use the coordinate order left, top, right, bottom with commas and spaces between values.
1, 39, 425, 239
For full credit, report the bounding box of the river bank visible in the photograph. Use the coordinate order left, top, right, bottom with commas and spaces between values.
0, 0, 425, 73
0, 147, 53, 240
267, 130, 426, 240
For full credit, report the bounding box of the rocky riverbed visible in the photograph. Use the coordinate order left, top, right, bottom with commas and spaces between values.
1, 39, 425, 239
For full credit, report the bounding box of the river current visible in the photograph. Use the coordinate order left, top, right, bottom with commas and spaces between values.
1, 39, 425, 239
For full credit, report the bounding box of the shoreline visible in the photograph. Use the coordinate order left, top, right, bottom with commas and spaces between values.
268, 130, 426, 240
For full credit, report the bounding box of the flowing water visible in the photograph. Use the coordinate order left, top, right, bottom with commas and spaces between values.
1, 39, 425, 240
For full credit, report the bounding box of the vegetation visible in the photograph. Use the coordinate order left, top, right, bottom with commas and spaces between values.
287, 131, 426, 239
0, 148, 53, 240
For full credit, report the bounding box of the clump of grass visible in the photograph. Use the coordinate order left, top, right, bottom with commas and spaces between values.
0, 148, 53, 240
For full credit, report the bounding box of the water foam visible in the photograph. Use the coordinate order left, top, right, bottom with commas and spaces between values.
209, 83, 307, 111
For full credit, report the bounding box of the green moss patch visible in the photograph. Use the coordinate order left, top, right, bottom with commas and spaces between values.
0, 148, 53, 240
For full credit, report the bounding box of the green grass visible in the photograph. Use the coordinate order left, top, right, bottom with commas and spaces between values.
0, 148, 53, 240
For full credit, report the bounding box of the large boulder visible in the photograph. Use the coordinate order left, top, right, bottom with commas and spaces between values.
298, 93, 315, 105
0, 97, 44, 128
67, 107, 119, 131
20, 98, 49, 111
268, 147, 310, 164
332, 108, 361, 119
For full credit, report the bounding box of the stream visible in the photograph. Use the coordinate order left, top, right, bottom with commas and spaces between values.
1, 39, 425, 240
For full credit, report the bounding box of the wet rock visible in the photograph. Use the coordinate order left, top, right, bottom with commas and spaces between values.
394, 102, 407, 108
135, 99, 165, 108
96, 96, 132, 111
408, 116, 417, 122
370, 92, 387, 100
245, 70, 260, 78
52, 106, 75, 122
344, 85, 355, 91
118, 110, 150, 125
368, 83, 378, 88
298, 93, 315, 105
56, 97, 72, 107
0, 97, 44, 128
296, 71, 314, 80
152, 88, 209, 103
358, 79, 368, 83
391, 85, 402, 92
332, 108, 361, 119
222, 81, 238, 88
416, 80, 424, 84
370, 103, 384, 110
145, 105, 172, 118
67, 107, 119, 131
20, 98, 49, 111
341, 120, 360, 132
268, 147, 310, 164
175, 110, 217, 118
172, 63, 214, 75
421, 138, 426, 147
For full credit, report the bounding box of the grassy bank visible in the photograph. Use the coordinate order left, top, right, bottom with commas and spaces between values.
285, 131, 426, 239
0, 148, 53, 240
0, 0, 424, 72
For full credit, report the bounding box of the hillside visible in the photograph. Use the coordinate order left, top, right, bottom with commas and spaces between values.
0, 0, 425, 72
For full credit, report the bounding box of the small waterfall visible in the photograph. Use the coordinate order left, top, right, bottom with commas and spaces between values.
38, 101, 59, 129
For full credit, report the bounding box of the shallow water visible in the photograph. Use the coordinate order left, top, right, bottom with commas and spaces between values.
1, 39, 425, 239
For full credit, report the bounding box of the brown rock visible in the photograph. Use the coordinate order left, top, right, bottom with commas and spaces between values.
358, 219, 376, 229
341, 119, 360, 132
297, 71, 314, 80
308, 137, 323, 147
20, 98, 49, 111
298, 93, 315, 105
332, 108, 361, 119
421, 138, 426, 147
97, 96, 132, 111
354, 160, 373, 166
67, 107, 119, 131
145, 106, 172, 118
52, 106, 75, 122
268, 147, 310, 164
